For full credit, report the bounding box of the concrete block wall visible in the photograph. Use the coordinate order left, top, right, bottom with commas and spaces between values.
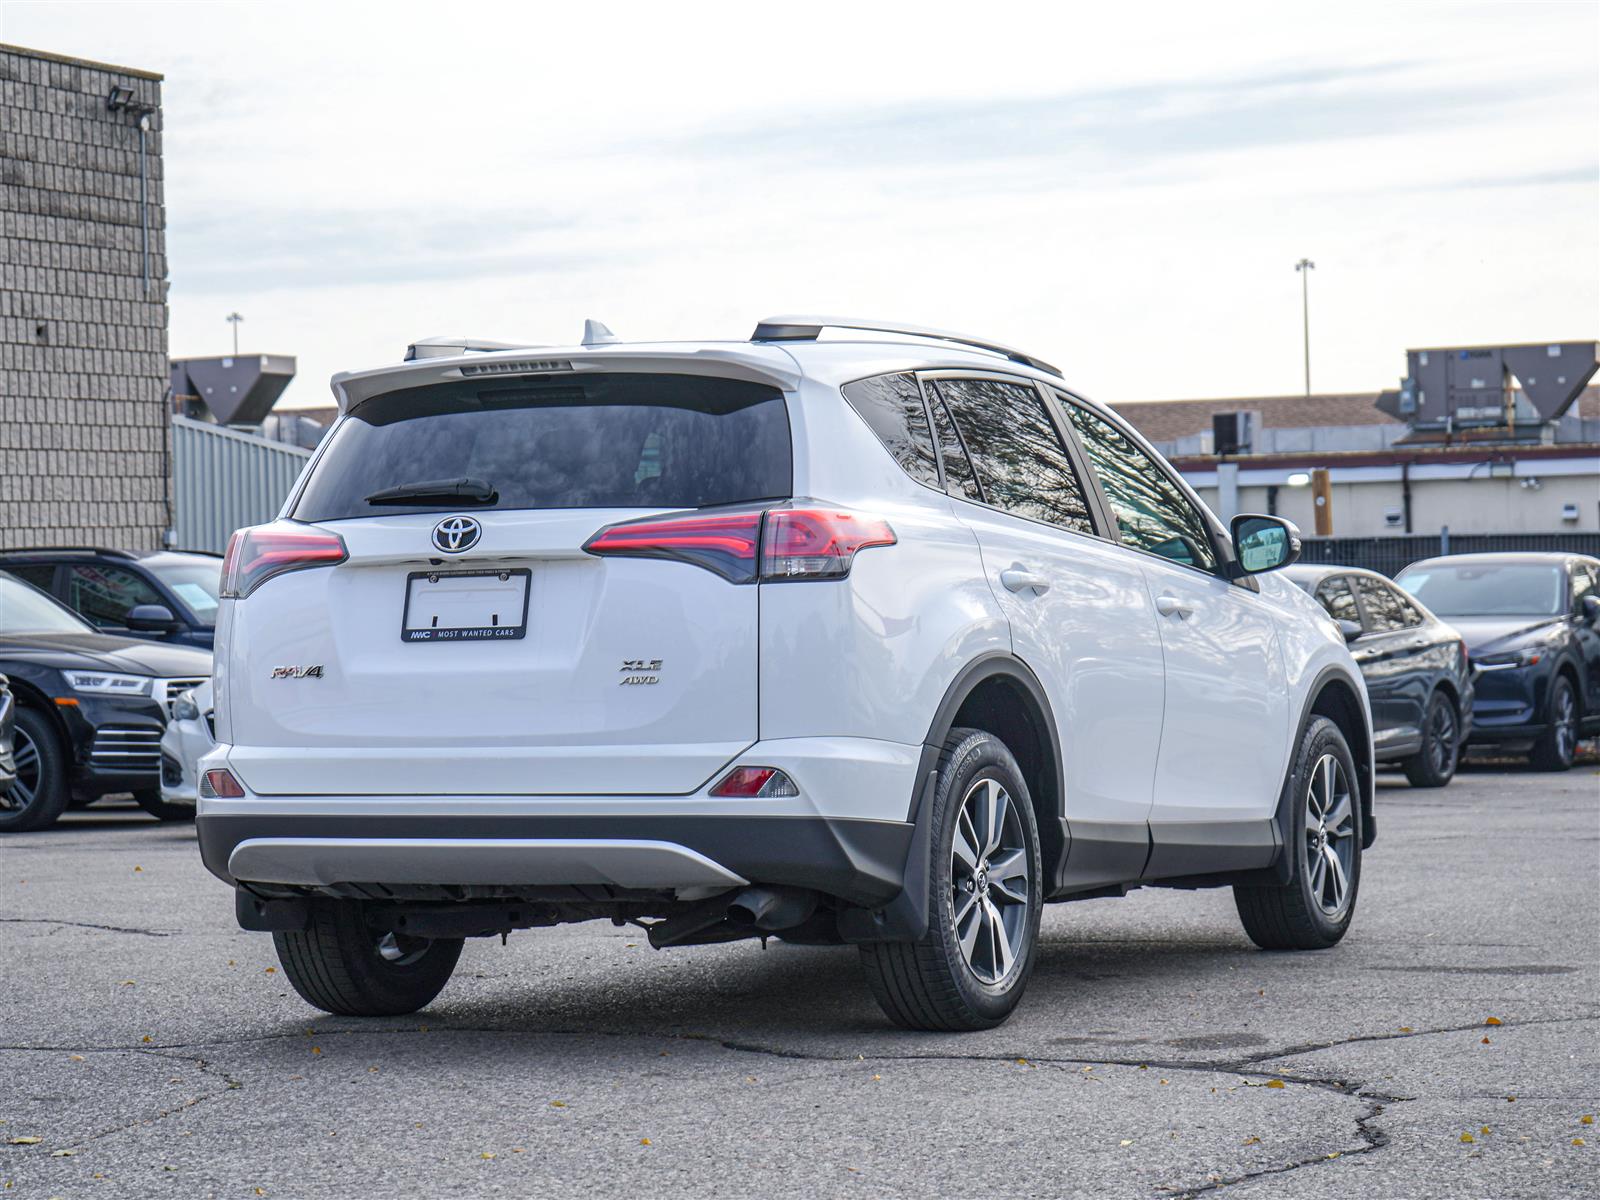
0, 43, 170, 549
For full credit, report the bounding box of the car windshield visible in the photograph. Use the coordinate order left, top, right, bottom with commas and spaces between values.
293, 373, 793, 522
1396, 562, 1564, 617
0, 571, 95, 634
147, 559, 222, 625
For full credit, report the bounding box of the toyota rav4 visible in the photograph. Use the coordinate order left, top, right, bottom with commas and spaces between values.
197, 317, 1374, 1031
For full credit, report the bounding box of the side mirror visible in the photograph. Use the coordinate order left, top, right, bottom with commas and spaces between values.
1583, 594, 1600, 626
1229, 514, 1302, 576
1339, 619, 1363, 643
126, 603, 179, 633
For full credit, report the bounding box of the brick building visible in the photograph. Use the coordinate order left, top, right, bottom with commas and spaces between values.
0, 43, 170, 549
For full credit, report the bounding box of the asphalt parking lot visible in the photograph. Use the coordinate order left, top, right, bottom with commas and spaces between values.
2, 762, 1596, 1200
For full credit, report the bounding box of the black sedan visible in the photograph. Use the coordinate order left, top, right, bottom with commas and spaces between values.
0, 570, 211, 832
1396, 552, 1600, 771
1284, 564, 1475, 787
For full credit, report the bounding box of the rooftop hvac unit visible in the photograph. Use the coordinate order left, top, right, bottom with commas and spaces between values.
169, 354, 296, 426
1212, 411, 1254, 456
1378, 342, 1597, 430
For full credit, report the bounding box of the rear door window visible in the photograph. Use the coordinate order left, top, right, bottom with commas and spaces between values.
1355, 576, 1422, 632
1314, 576, 1361, 625
841, 374, 941, 489
294, 374, 792, 522
929, 378, 1096, 535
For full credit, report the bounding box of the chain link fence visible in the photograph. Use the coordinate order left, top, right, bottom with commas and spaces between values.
1297, 532, 1600, 578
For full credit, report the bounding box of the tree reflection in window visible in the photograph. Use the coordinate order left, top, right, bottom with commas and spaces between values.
931, 379, 1094, 534
1062, 403, 1217, 571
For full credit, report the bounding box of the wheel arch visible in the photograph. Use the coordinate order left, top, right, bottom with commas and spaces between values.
1299, 667, 1375, 850
4, 676, 71, 745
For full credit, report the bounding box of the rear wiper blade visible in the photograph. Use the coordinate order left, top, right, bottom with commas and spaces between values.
364, 477, 498, 505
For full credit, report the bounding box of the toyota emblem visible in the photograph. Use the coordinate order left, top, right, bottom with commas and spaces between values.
432, 515, 482, 553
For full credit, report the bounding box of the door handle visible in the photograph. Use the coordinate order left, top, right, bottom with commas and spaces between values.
1000, 567, 1051, 595
1155, 594, 1194, 619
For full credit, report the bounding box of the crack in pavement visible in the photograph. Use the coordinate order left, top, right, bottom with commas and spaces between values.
0, 917, 172, 938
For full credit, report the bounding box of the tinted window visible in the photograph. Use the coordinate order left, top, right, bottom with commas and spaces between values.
930, 378, 1095, 534
1314, 576, 1361, 624
146, 559, 222, 625
841, 374, 940, 489
1356, 576, 1422, 632
927, 387, 983, 503
1396, 562, 1564, 617
1062, 403, 1217, 570
295, 374, 792, 522
4, 564, 56, 593
65, 564, 163, 629
0, 572, 92, 635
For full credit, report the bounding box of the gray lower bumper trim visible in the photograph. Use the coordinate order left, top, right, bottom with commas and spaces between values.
227, 837, 750, 891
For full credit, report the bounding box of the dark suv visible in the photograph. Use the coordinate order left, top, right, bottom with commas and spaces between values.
0, 547, 221, 649
1396, 552, 1600, 770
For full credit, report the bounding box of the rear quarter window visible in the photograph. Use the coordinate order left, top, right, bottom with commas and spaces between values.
840, 374, 941, 488
295, 373, 792, 521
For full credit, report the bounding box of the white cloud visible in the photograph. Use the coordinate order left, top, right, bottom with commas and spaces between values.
4, 0, 1595, 407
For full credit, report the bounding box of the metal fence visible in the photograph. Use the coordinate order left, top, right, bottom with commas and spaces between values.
1298, 532, 1600, 578
171, 416, 311, 553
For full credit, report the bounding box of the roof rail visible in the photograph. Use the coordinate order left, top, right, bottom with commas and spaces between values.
404, 337, 546, 362
751, 315, 1062, 378
0, 546, 138, 559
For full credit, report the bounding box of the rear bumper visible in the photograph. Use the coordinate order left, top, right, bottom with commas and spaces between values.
197, 810, 912, 907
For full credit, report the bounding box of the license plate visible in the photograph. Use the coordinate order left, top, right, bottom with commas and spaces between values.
401, 569, 530, 642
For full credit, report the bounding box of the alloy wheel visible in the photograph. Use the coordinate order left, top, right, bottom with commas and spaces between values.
375, 931, 430, 966
2, 725, 39, 812
1428, 701, 1457, 776
950, 777, 1030, 985
1303, 753, 1355, 916
1554, 686, 1577, 764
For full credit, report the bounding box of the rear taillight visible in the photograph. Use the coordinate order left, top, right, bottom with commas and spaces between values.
221, 523, 348, 598
583, 505, 895, 584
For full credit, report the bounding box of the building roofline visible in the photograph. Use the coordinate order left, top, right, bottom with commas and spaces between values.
0, 42, 163, 82
1169, 442, 1600, 472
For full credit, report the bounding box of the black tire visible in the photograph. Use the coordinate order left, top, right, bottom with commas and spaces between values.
273, 899, 463, 1016
1235, 716, 1362, 951
133, 787, 195, 822
859, 727, 1043, 1031
0, 708, 71, 833
1402, 691, 1459, 788
1529, 674, 1578, 772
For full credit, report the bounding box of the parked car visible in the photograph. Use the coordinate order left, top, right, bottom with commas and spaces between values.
0, 547, 222, 649
197, 316, 1374, 1030
0, 675, 15, 799
0, 570, 211, 831
160, 679, 215, 812
1395, 552, 1600, 771
1283, 565, 1474, 787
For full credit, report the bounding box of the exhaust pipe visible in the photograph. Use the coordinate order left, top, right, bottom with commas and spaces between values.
727, 886, 818, 932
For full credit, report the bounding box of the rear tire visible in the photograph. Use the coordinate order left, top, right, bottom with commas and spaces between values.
1402, 691, 1459, 788
0, 708, 71, 833
1529, 675, 1578, 772
273, 899, 463, 1016
133, 788, 195, 822
1235, 716, 1362, 951
859, 728, 1043, 1031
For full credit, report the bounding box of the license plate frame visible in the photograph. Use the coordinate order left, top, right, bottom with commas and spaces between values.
400, 568, 531, 643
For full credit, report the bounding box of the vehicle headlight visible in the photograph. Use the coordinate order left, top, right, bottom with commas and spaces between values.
172, 689, 201, 721
62, 671, 153, 697
1474, 647, 1544, 671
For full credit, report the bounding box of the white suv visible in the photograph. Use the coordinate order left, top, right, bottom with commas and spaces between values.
198, 317, 1374, 1031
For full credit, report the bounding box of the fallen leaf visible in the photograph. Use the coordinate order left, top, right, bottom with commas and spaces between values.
871, 1074, 881, 1081
1574, 1138, 1586, 1147
120, 981, 135, 987
512, 1148, 525, 1154
141, 1036, 152, 1044
1399, 1026, 1413, 1033
1265, 1079, 1285, 1089
1484, 1016, 1502, 1026
1507, 1096, 1517, 1102
68, 1056, 84, 1062
1159, 1078, 1169, 1085
8, 1138, 41, 1146
1482, 1037, 1492, 1045
48, 1150, 72, 1158
133, 866, 143, 873
1582, 1115, 1594, 1125
640, 1138, 651, 1146
1481, 1126, 1491, 1136
1119, 1140, 1133, 1147
1242, 1136, 1261, 1145
228, 960, 236, 967
310, 1047, 321, 1056
1460, 1132, 1475, 1144
550, 1100, 566, 1108
1326, 1152, 1340, 1159
479, 1152, 494, 1160
264, 967, 276, 975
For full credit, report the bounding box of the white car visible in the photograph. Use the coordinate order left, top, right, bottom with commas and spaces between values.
160, 679, 215, 810
197, 317, 1373, 1030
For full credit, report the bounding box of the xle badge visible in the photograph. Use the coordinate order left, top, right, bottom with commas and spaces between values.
620, 659, 662, 686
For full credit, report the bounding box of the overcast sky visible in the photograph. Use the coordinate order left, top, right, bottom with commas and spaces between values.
4, 0, 1596, 409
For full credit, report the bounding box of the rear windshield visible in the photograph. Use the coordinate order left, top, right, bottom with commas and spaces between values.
294, 373, 792, 522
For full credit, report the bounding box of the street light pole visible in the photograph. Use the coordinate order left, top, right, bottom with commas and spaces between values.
1294, 259, 1314, 398
226, 311, 244, 356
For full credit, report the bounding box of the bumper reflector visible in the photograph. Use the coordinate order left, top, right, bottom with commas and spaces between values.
710, 766, 799, 798
201, 768, 246, 799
